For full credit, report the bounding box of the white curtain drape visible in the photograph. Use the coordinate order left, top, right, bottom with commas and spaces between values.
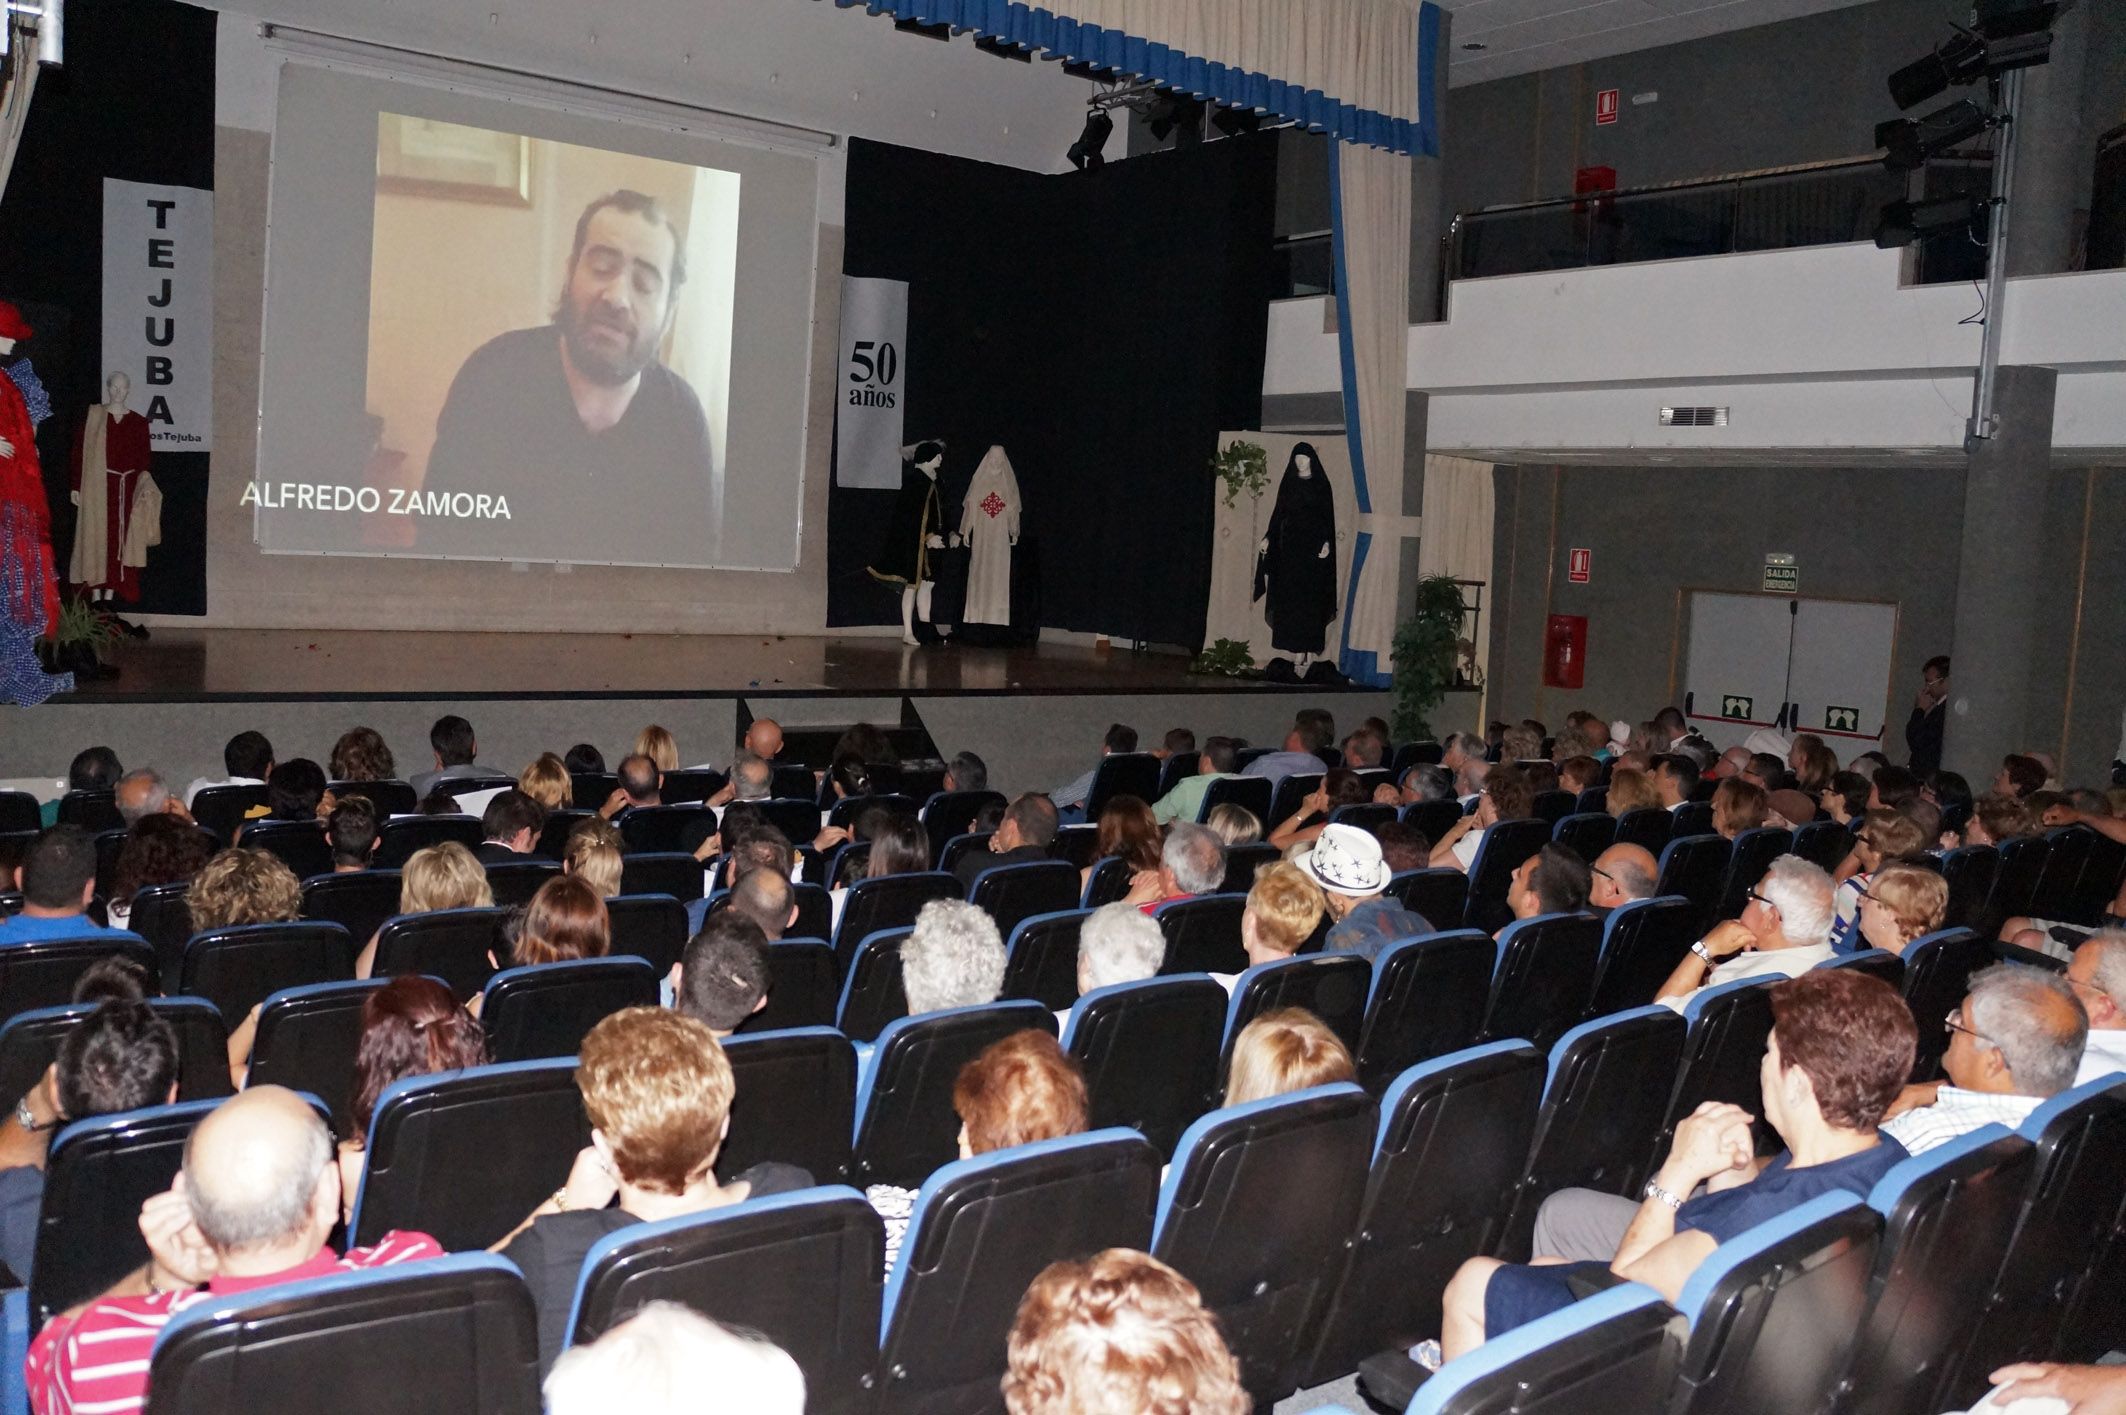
1330, 139, 1411, 687
1415, 453, 1495, 701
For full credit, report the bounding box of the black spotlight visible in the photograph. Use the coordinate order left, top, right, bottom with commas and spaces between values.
1877, 98, 1991, 172
1972, 0, 2063, 41
1067, 110, 1113, 170
1875, 193, 1986, 249
1887, 30, 1989, 110
1146, 92, 1206, 145
1211, 105, 1261, 138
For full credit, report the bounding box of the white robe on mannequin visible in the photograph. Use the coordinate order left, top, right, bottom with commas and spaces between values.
959, 444, 1021, 627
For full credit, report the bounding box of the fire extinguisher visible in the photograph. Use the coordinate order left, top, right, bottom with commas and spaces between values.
1543, 614, 1588, 690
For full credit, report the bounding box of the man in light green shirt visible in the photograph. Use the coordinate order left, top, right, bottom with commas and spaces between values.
1151, 737, 1240, 825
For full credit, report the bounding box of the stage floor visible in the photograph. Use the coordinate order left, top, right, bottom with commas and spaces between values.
64, 629, 1330, 702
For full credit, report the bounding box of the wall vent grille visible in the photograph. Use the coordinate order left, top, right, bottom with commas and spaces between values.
1660, 406, 1730, 427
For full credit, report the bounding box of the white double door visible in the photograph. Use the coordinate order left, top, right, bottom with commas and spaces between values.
1681, 591, 1898, 751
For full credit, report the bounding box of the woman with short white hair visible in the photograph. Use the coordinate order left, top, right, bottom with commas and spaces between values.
903, 899, 1006, 1015
1067, 903, 1166, 1025
545, 1302, 803, 1415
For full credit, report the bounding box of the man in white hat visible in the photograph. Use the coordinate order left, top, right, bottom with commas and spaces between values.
1301, 823, 1433, 962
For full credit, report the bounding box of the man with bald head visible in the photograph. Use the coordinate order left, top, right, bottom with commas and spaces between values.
26, 1088, 443, 1413
744, 718, 784, 763
1589, 843, 1659, 915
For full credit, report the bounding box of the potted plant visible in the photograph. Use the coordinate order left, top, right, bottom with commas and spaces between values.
1390, 575, 1468, 741
1208, 440, 1269, 509
1188, 637, 1257, 678
36, 596, 124, 680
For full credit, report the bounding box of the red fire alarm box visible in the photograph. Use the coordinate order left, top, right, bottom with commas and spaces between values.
1543, 614, 1588, 690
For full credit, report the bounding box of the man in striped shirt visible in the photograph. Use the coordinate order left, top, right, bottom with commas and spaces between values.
26, 1087, 441, 1415
1880, 963, 2089, 1155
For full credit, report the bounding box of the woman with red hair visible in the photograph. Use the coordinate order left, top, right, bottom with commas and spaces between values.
337, 975, 490, 1220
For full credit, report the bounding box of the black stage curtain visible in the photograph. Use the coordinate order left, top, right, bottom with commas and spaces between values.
830, 132, 1277, 648
0, 0, 216, 615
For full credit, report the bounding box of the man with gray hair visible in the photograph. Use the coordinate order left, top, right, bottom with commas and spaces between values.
1881, 963, 2088, 1154
902, 899, 1006, 1015
24, 1087, 444, 1412
546, 1302, 804, 1415
1655, 855, 1838, 1011
1383, 763, 1455, 809
727, 751, 772, 803
1123, 822, 1227, 912
114, 768, 188, 827
2065, 931, 2126, 1085
1073, 902, 1167, 1010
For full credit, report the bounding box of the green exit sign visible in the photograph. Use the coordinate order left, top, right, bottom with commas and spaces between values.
1763, 563, 1799, 594
1721, 695, 1754, 721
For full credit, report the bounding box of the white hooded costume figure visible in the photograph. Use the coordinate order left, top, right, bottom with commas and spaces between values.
958, 444, 1021, 627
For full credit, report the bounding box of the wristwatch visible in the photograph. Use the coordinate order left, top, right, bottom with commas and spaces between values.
1689, 941, 1714, 964
1642, 1178, 1684, 1210
14, 1097, 52, 1133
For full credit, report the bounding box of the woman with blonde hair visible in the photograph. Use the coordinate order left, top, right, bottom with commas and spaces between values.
1204, 803, 1262, 847
1788, 733, 1838, 794
1224, 1006, 1355, 1105
1855, 862, 1947, 955
355, 840, 494, 978
633, 725, 680, 773
563, 816, 625, 898
1711, 778, 1768, 840
1004, 1249, 1249, 1415
185, 847, 303, 931
518, 752, 572, 813
1604, 767, 1661, 818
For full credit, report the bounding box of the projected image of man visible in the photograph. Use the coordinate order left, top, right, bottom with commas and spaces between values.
421, 189, 717, 560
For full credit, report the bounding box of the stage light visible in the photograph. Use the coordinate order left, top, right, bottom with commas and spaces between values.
1146, 92, 1205, 144
1066, 110, 1113, 170
1886, 1, 2068, 110
1877, 98, 1991, 172
1210, 105, 1260, 138
1875, 193, 1986, 249
1971, 0, 2063, 42
1888, 30, 1988, 110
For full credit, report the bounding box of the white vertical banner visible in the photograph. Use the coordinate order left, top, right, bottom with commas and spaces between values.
834, 275, 907, 490
101, 179, 214, 452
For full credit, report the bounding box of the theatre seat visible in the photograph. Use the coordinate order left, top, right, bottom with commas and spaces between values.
57, 790, 123, 832
603, 893, 686, 974
1480, 913, 1603, 1053
237, 820, 335, 880
1079, 855, 1134, 907
1047, 824, 1097, 870
189, 784, 269, 844
1940, 845, 2000, 931
1613, 807, 1675, 857
1823, 948, 1905, 987
1154, 894, 1247, 975
1062, 975, 1225, 1156
126, 880, 195, 981
350, 1058, 589, 1251
1266, 774, 1324, 829
329, 779, 418, 816
719, 1027, 856, 1183
1497, 1006, 1688, 1261
1304, 1041, 1547, 1385
1218, 842, 1282, 893
1391, 742, 1444, 774
874, 1130, 1160, 1415
1353, 931, 1495, 1092
1587, 896, 1698, 1019
374, 814, 483, 868
1197, 774, 1272, 826
1465, 819, 1551, 934
371, 906, 507, 1001
0, 997, 231, 1109
935, 832, 992, 878
1716, 827, 1793, 920
1552, 811, 1616, 865
831, 872, 960, 975
534, 808, 592, 860
1330, 802, 1397, 832
827, 792, 917, 831
569, 773, 618, 810
851, 1000, 1058, 1189
921, 791, 1005, 852
1156, 753, 1199, 800
1834, 1126, 2036, 1415
658, 768, 725, 804
739, 939, 839, 1033
1982, 835, 2053, 940
146, 1253, 541, 1415
1402, 799, 1466, 845
478, 957, 659, 1063
617, 851, 706, 902
1576, 786, 1610, 815
1384, 868, 1468, 930
1791, 819, 1857, 873
1377, 1283, 1677, 1415
1675, 800, 1716, 835
1220, 954, 1370, 1059
1657, 978, 1776, 1163
0, 790, 39, 834
1084, 753, 1160, 817
1001, 909, 1088, 1011
482, 859, 558, 907
565, 1189, 882, 1415
1668, 1192, 1883, 1415
836, 929, 909, 1043
1899, 927, 1992, 1083
1153, 1083, 1375, 1401
1531, 790, 1576, 827
180, 921, 357, 1025
244, 979, 391, 1132
763, 797, 823, 844
967, 859, 1079, 937
1656, 834, 1733, 932
616, 805, 715, 854
301, 870, 403, 957
2031, 825, 2096, 923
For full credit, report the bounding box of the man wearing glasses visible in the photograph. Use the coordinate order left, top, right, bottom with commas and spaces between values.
1655, 856, 1837, 1012
1879, 963, 2087, 1154
1587, 843, 1658, 916
2063, 932, 2126, 1086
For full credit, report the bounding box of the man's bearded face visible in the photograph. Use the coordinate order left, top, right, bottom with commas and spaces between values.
559, 206, 677, 387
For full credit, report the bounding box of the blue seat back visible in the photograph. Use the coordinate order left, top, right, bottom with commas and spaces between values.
1669, 1192, 1883, 1415
374, 813, 483, 867
1466, 818, 1552, 934
761, 798, 824, 845
1062, 975, 1225, 1156
1085, 753, 1161, 818
922, 792, 1006, 856
1047, 824, 1098, 870
1001, 909, 1089, 1012
481, 859, 558, 908
1481, 912, 1604, 1053
1499, 1006, 1689, 1261
0, 934, 158, 1026
300, 870, 402, 960
1823, 949, 1905, 987
1657, 833, 1733, 932
1401, 798, 1466, 844
1354, 931, 1495, 1092
1267, 773, 1325, 829
836, 928, 910, 1043
1657, 978, 1777, 1163
1197, 774, 1272, 826
478, 957, 659, 1063
1220, 842, 1284, 893
1303, 1042, 1547, 1385
968, 859, 1081, 938
1153, 1083, 1376, 1401
245, 979, 392, 1132
126, 880, 195, 980
1791, 819, 1857, 873
1221, 954, 1370, 1063
1078, 854, 1135, 908
1982, 835, 2053, 938
1613, 806, 1675, 857
0, 998, 230, 1113
371, 906, 507, 1001
181, 921, 357, 1024
1404, 1283, 1676, 1415
832, 871, 960, 974
616, 850, 707, 902
1716, 828, 1793, 920
1552, 811, 1617, 864
1384, 868, 1468, 930
1939, 845, 1999, 931
604, 892, 687, 974
737, 938, 838, 1033
1154, 893, 1248, 975
1900, 927, 1992, 1083
851, 1000, 1058, 1189
1157, 752, 1199, 801
657, 768, 726, 804
875, 1130, 1161, 1415
237, 819, 335, 880
350, 1059, 588, 1251
1588, 895, 1698, 1018
719, 1027, 857, 1183
146, 1252, 539, 1415
565, 1188, 881, 1415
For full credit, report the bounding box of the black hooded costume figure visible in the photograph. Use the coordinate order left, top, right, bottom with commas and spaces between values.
868, 440, 944, 586
1253, 441, 1338, 655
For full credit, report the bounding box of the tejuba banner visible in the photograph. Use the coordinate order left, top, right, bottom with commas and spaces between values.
834, 275, 907, 490
101, 178, 214, 451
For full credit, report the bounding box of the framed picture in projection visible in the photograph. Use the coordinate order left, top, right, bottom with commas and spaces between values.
376, 114, 532, 205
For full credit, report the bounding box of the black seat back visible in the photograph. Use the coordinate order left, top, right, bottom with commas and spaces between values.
350, 1059, 589, 1250
1939, 845, 2000, 931
566, 1189, 880, 1415
1531, 790, 1576, 826
1792, 819, 1857, 873
1466, 818, 1552, 933
1080, 854, 1134, 907
1552, 811, 1617, 864
935, 831, 993, 878
1588, 895, 1699, 1018
0, 935, 157, 1027
1498, 1006, 1688, 1260
300, 870, 403, 956
1901, 927, 1992, 1082
851, 1001, 1058, 1188
0, 998, 231, 1110
481, 859, 558, 908
604, 892, 686, 973
245, 979, 391, 1132
1612, 807, 1674, 856
1267, 773, 1325, 829
329, 779, 418, 816
237, 820, 335, 880
738, 939, 839, 1033
1155, 894, 1247, 975
832, 871, 960, 974
1657, 979, 1777, 1162
371, 907, 507, 1000
1157, 752, 1200, 800
1354, 931, 1496, 1091
1717, 828, 1793, 920
58, 790, 123, 832
719, 1027, 858, 1182
570, 772, 618, 810
1827, 949, 1906, 987
616, 850, 706, 901
1002, 909, 1089, 1011
1222, 954, 1371, 1061
659, 768, 725, 804
827, 792, 917, 830
922, 791, 1006, 853
1402, 798, 1466, 844
479, 957, 660, 1063
179, 922, 357, 1025
618, 804, 717, 853
1219, 842, 1284, 893
1047, 825, 1098, 869
1085, 753, 1161, 817
1384, 868, 1468, 930
1198, 774, 1272, 825
190, 784, 269, 842
968, 859, 1081, 938
762, 797, 823, 844
533, 808, 592, 860
127, 880, 195, 984
2031, 826, 2096, 922
1657, 833, 1734, 933
836, 929, 909, 1043
1392, 742, 1444, 773
1064, 976, 1226, 1155
374, 814, 483, 867
1304, 1042, 1547, 1384
874, 1131, 1162, 1415
1480, 912, 1603, 1053
1982, 835, 2053, 939
1153, 1083, 1376, 1400
0, 789, 40, 833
